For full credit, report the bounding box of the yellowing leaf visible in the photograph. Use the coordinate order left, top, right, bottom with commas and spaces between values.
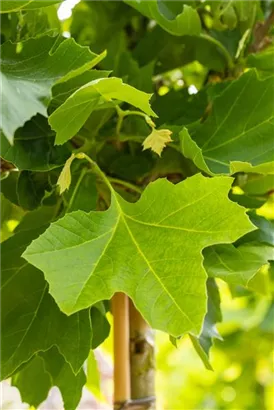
142, 128, 173, 156
57, 154, 75, 194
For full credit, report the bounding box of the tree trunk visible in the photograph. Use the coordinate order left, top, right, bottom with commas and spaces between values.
129, 300, 155, 410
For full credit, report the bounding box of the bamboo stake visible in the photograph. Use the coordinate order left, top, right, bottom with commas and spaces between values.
113, 293, 131, 409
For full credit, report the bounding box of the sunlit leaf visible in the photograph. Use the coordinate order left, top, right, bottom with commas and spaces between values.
24, 173, 253, 337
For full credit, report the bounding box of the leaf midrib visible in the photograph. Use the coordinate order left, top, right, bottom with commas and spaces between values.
115, 197, 197, 331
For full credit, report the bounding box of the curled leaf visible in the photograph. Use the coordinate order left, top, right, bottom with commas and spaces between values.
57, 153, 75, 194
142, 128, 173, 156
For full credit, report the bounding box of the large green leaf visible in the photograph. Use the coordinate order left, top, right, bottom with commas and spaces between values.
12, 347, 86, 410
50, 69, 111, 112
1, 1, 34, 12
0, 35, 101, 143
1, 229, 92, 379
125, 0, 201, 36
0, 1, 62, 13
180, 70, 274, 175
49, 77, 157, 145
0, 115, 70, 171
24, 173, 253, 337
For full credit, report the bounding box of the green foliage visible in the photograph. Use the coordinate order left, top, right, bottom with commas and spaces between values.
1, 0, 274, 408
24, 172, 253, 337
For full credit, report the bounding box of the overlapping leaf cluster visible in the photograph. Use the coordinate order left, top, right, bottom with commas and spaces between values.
1, 0, 274, 408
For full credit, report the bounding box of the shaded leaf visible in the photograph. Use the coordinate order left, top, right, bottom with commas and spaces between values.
1, 229, 92, 379
1, 35, 101, 142
190, 278, 222, 370
237, 212, 274, 247
1, 115, 70, 171
90, 303, 110, 349
24, 173, 253, 337
12, 347, 86, 410
65, 169, 98, 213
180, 70, 274, 175
17, 171, 52, 210
204, 243, 273, 287
41, 347, 86, 410
125, 0, 201, 36
12, 355, 51, 408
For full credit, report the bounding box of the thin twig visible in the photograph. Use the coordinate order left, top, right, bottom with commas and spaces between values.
108, 177, 143, 195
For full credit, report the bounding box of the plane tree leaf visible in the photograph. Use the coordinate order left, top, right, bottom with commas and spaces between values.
204, 242, 273, 287
12, 355, 52, 408
1, 1, 35, 13
190, 278, 222, 371
247, 47, 274, 78
12, 347, 86, 410
1, 115, 70, 171
49, 77, 157, 145
237, 213, 274, 247
205, 209, 274, 289
1, 228, 92, 379
41, 347, 86, 410
180, 70, 274, 175
0, 35, 102, 143
125, 0, 201, 36
0, 1, 62, 13
24, 172, 254, 337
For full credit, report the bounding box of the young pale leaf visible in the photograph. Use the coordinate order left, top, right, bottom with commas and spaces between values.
190, 278, 222, 371
49, 77, 157, 145
57, 153, 76, 194
1, 229, 92, 379
125, 0, 201, 36
143, 128, 173, 156
181, 70, 274, 175
0, 35, 102, 143
24, 174, 254, 337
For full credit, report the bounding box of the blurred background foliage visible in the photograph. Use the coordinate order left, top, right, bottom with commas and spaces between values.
1, 0, 274, 408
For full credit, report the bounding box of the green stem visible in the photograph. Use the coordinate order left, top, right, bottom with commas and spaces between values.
201, 34, 234, 70
76, 153, 114, 193
108, 177, 143, 195
76, 153, 143, 196
67, 167, 87, 212
115, 105, 155, 136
